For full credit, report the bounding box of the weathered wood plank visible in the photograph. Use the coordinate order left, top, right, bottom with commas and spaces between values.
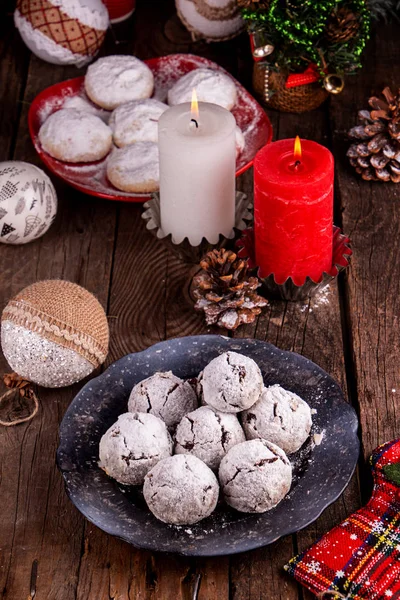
0, 1, 30, 162
331, 24, 400, 462
230, 103, 361, 599
2, 3, 391, 600
0, 48, 117, 600
72, 1, 248, 597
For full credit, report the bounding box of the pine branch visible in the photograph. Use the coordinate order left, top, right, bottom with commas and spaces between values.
367, 0, 400, 20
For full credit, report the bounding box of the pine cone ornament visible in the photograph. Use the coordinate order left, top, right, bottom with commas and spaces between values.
325, 6, 360, 44
192, 249, 268, 330
347, 87, 400, 182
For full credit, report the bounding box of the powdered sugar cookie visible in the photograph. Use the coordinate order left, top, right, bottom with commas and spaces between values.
106, 142, 159, 193
168, 68, 237, 111
38, 108, 112, 163
85, 55, 154, 110
63, 94, 110, 123
109, 99, 168, 147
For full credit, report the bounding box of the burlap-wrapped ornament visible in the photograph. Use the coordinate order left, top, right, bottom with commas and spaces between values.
176, 0, 244, 42
1, 280, 109, 388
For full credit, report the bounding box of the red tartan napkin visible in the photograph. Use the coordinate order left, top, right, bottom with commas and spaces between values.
285, 440, 400, 599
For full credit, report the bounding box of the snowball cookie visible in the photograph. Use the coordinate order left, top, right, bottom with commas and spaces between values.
201, 351, 263, 413
175, 405, 246, 470
128, 371, 198, 430
63, 94, 110, 123
143, 454, 219, 525
168, 68, 237, 111
219, 439, 292, 513
38, 109, 112, 163
241, 384, 312, 455
85, 55, 154, 110
109, 99, 168, 147
99, 412, 172, 486
106, 142, 159, 193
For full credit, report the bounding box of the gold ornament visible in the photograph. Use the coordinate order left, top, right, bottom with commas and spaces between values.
323, 73, 345, 95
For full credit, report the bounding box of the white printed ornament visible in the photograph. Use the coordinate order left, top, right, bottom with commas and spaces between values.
0, 161, 57, 245
176, 0, 244, 42
14, 0, 109, 67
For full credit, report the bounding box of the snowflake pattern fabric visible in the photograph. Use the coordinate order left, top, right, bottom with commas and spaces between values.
285, 439, 400, 599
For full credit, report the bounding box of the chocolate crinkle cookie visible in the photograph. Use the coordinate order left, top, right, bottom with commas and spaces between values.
241, 384, 312, 454
143, 454, 219, 525
175, 406, 246, 470
201, 351, 263, 413
99, 412, 172, 486
128, 371, 198, 430
219, 439, 292, 513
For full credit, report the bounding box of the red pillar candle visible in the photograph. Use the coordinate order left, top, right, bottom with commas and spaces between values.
254, 138, 334, 286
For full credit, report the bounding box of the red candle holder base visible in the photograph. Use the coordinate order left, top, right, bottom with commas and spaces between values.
236, 226, 352, 301
141, 192, 252, 264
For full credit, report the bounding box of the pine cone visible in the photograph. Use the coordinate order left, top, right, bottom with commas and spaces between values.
347, 87, 400, 182
238, 0, 271, 11
3, 372, 34, 398
325, 7, 360, 44
192, 249, 268, 330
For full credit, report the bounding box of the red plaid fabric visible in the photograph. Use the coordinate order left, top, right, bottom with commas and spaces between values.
17, 0, 106, 57
286, 440, 400, 599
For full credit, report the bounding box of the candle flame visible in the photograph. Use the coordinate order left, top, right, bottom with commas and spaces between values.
191, 88, 199, 120
294, 135, 302, 160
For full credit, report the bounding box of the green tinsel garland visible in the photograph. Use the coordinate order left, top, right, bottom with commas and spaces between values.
242, 0, 371, 76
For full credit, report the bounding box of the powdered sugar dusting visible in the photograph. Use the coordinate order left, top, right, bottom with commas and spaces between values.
31, 54, 271, 201
106, 143, 159, 193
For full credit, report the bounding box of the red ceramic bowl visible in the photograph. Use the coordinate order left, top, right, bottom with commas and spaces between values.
28, 54, 273, 203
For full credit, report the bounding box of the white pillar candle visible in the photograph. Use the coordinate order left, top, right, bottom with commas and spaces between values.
158, 101, 236, 246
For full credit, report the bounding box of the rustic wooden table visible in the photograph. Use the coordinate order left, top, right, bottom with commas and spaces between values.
1, 1, 399, 598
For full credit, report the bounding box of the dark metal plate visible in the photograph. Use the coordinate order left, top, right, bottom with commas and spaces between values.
57, 335, 359, 556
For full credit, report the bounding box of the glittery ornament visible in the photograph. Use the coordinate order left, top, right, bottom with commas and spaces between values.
0, 161, 57, 245
1, 280, 109, 388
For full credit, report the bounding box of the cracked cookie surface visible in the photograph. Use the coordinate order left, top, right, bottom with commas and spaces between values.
143, 454, 219, 525
201, 351, 263, 413
241, 384, 312, 454
128, 371, 198, 430
175, 405, 246, 470
99, 412, 172, 486
219, 439, 292, 513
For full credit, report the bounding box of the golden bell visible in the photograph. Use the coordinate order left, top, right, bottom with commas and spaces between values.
323, 73, 345, 94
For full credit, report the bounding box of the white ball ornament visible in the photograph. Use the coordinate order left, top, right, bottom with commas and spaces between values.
0, 161, 57, 245
176, 0, 244, 42
1, 280, 110, 388
14, 0, 109, 67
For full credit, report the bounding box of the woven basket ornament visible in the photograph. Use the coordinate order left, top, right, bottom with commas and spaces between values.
1, 280, 109, 388
253, 63, 328, 113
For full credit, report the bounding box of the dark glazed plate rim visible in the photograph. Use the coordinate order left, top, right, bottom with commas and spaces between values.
57, 335, 359, 556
